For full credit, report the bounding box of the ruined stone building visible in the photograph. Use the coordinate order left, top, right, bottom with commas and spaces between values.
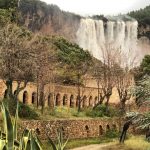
0, 76, 134, 108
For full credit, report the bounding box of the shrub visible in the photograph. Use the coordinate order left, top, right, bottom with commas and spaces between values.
86, 104, 119, 118
18, 102, 39, 119
1, 98, 39, 119
105, 129, 119, 138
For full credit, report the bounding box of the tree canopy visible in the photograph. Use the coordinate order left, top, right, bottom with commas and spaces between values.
129, 5, 150, 26
52, 36, 93, 85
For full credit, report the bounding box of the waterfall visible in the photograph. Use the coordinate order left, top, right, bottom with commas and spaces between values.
76, 18, 138, 66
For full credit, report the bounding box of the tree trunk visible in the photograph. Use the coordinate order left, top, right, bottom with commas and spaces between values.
105, 95, 110, 114
97, 81, 100, 102
39, 84, 45, 114
77, 74, 81, 112
120, 99, 126, 115
5, 79, 13, 99
37, 83, 39, 108
93, 95, 104, 110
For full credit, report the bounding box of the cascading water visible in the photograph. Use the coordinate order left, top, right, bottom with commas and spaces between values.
76, 18, 138, 66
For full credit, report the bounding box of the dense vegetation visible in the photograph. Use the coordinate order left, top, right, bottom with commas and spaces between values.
129, 5, 150, 39
129, 5, 150, 26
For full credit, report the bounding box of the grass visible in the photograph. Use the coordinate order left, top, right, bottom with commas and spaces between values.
34, 106, 93, 120
103, 136, 150, 150
42, 136, 115, 150
125, 136, 150, 150
32, 106, 118, 120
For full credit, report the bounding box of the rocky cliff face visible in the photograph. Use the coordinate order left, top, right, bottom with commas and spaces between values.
138, 24, 150, 39
19, 0, 150, 41
19, 0, 150, 40
19, 0, 81, 40
19, 0, 150, 61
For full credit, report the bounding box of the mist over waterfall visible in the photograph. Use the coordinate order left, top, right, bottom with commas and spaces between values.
76, 18, 139, 66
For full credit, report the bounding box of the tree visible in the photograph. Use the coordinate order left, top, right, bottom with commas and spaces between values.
0, 0, 20, 23
53, 37, 93, 111
140, 55, 150, 75
115, 67, 133, 114
132, 55, 150, 107
0, 24, 38, 100
93, 45, 117, 112
33, 35, 57, 113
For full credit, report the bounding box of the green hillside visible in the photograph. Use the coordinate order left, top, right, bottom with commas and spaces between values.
129, 5, 150, 26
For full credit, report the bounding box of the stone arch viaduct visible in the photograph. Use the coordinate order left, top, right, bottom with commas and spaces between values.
0, 80, 122, 108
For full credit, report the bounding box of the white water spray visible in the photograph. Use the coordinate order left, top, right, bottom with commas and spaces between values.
76, 18, 138, 66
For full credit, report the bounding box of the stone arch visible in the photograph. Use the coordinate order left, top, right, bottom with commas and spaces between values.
35, 128, 40, 135
94, 96, 98, 106
70, 95, 74, 107
63, 94, 68, 106
99, 125, 103, 135
23, 91, 28, 104
82, 95, 87, 108
85, 125, 90, 137
32, 92, 37, 104
112, 124, 117, 131
106, 124, 110, 131
48, 93, 53, 107
89, 96, 93, 107
56, 93, 61, 106
4, 89, 8, 98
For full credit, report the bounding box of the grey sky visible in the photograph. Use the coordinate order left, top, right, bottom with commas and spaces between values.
41, 0, 150, 16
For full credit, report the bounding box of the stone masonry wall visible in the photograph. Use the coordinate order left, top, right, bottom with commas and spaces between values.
21, 118, 122, 140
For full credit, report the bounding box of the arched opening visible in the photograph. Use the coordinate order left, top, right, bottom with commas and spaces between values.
4, 89, 8, 98
89, 96, 93, 107
56, 93, 60, 106
83, 95, 87, 108
70, 95, 74, 107
63, 94, 68, 106
23, 91, 28, 104
106, 124, 110, 131
48, 94, 52, 107
32, 92, 37, 104
112, 124, 117, 131
85, 125, 90, 137
35, 128, 40, 135
94, 96, 98, 106
99, 125, 103, 135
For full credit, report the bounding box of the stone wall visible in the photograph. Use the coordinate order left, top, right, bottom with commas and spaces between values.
21, 118, 122, 140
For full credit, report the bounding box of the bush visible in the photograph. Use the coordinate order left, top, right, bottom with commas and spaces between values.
105, 129, 119, 138
1, 98, 39, 119
86, 104, 119, 118
18, 102, 39, 119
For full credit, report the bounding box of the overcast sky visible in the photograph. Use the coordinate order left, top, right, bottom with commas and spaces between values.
41, 0, 150, 16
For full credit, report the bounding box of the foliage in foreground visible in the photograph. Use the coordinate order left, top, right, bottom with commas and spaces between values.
47, 128, 69, 150
0, 102, 42, 150
126, 111, 150, 130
